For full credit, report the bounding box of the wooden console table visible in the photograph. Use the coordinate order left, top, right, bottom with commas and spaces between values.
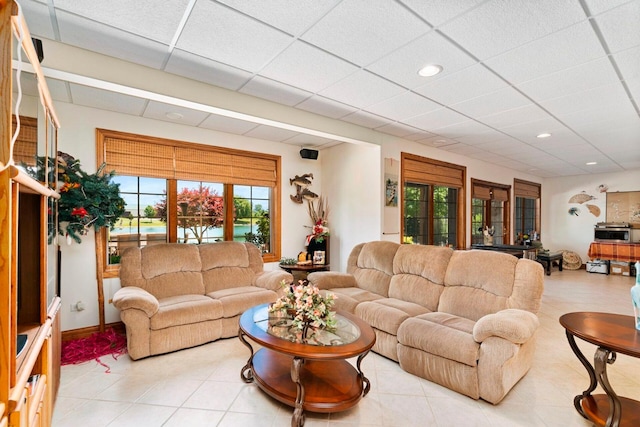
559, 312, 640, 427
471, 243, 538, 259
588, 242, 640, 262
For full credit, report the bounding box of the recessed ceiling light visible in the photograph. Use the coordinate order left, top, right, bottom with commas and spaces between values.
536, 133, 551, 138
418, 64, 443, 77
586, 161, 598, 165
433, 139, 448, 145
166, 112, 184, 120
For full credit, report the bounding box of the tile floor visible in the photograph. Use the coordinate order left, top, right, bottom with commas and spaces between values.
53, 270, 640, 426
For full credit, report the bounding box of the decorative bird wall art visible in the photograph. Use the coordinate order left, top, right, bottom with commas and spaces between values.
290, 173, 319, 204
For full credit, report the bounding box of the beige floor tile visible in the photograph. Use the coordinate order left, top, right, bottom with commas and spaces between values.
163, 407, 225, 427
136, 377, 203, 407
107, 403, 177, 426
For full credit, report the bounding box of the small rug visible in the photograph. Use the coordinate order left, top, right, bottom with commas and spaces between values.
61, 328, 127, 373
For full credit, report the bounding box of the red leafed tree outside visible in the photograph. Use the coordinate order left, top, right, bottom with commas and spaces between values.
155, 186, 224, 243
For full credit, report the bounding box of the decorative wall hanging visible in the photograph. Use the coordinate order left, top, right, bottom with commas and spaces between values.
568, 207, 580, 216
384, 158, 398, 207
586, 204, 601, 217
289, 173, 318, 204
606, 191, 640, 226
597, 184, 609, 193
568, 191, 596, 204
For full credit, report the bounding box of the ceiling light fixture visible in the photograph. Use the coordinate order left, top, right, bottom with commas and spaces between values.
586, 161, 598, 165
418, 64, 443, 77
536, 133, 551, 138
166, 112, 184, 120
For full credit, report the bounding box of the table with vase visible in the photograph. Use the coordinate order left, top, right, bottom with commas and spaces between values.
238, 303, 375, 427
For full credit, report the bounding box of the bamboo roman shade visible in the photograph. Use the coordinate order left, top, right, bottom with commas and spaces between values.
12, 115, 37, 166
99, 129, 278, 187
514, 179, 541, 199
402, 153, 465, 188
472, 181, 509, 201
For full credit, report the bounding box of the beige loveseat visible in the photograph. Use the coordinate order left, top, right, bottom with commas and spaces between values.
307, 241, 544, 404
113, 242, 292, 360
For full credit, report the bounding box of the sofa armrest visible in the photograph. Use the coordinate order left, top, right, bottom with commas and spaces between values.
253, 270, 293, 291
472, 308, 539, 344
307, 272, 358, 290
112, 286, 160, 317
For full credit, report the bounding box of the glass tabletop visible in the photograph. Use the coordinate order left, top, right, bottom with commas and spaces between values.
252, 305, 361, 346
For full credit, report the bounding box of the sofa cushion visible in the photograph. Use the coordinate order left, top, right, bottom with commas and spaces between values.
150, 295, 223, 330
397, 312, 479, 367
350, 241, 399, 297
207, 286, 277, 318
356, 299, 430, 335
200, 243, 262, 293
325, 287, 383, 314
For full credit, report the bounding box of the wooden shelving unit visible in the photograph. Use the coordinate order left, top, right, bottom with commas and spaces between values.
1, 1, 61, 426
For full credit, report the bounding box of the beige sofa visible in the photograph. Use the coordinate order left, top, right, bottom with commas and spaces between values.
113, 242, 292, 360
307, 241, 544, 404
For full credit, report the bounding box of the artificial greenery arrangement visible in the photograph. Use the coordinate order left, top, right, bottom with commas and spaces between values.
29, 152, 126, 243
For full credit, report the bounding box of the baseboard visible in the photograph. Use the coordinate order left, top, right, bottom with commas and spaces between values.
61, 322, 125, 342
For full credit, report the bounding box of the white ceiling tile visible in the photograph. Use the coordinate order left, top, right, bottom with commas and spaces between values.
295, 96, 358, 119
301, 0, 430, 66
244, 125, 300, 141
365, 91, 440, 121
404, 107, 468, 130
69, 84, 147, 115
142, 101, 209, 126
217, 0, 341, 36
429, 120, 494, 139
444, 143, 484, 156
626, 76, 640, 106
376, 122, 424, 138
53, 0, 190, 43
341, 111, 392, 129
450, 87, 531, 118
19, 0, 56, 40
319, 71, 406, 108
593, 0, 640, 53
399, 0, 486, 27
540, 82, 631, 117
499, 118, 576, 143
165, 49, 253, 91
479, 104, 551, 130
261, 41, 359, 93
403, 130, 437, 141
516, 57, 620, 103
417, 136, 459, 147
56, 11, 169, 69
614, 45, 640, 82
455, 130, 508, 146
366, 31, 477, 89
177, 1, 293, 72
43, 78, 71, 103
239, 76, 312, 107
439, 0, 586, 60
484, 21, 606, 85
13, 70, 39, 99
198, 114, 258, 135
584, 0, 635, 16
415, 64, 508, 105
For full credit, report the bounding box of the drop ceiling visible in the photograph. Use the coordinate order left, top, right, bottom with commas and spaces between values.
13, 0, 640, 177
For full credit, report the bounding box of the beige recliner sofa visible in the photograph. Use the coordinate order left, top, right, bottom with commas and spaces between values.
307, 241, 544, 404
113, 242, 292, 360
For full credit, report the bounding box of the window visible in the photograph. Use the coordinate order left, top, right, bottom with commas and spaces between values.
401, 153, 466, 248
470, 179, 510, 245
96, 129, 281, 276
514, 179, 541, 244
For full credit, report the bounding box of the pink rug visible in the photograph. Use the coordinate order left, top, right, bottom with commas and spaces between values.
61, 328, 127, 372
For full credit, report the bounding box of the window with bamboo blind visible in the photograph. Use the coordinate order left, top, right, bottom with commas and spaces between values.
96, 128, 281, 275
11, 115, 37, 166
470, 179, 511, 245
401, 152, 466, 249
514, 179, 541, 243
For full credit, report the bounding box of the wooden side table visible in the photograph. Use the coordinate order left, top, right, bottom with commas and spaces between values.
559, 312, 640, 427
279, 264, 329, 281
537, 251, 563, 275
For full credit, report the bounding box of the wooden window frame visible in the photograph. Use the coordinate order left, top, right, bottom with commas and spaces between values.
470, 178, 511, 244
514, 179, 541, 241
96, 129, 282, 278
401, 152, 466, 249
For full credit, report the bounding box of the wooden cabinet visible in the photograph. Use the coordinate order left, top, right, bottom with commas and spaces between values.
1, 1, 61, 426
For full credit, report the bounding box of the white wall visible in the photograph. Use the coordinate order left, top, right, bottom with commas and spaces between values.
53, 101, 377, 331
542, 169, 640, 263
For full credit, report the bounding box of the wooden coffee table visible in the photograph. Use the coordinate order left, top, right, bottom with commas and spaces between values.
238, 304, 375, 427
560, 312, 640, 427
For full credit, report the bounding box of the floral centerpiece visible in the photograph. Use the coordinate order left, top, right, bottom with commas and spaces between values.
269, 280, 337, 332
